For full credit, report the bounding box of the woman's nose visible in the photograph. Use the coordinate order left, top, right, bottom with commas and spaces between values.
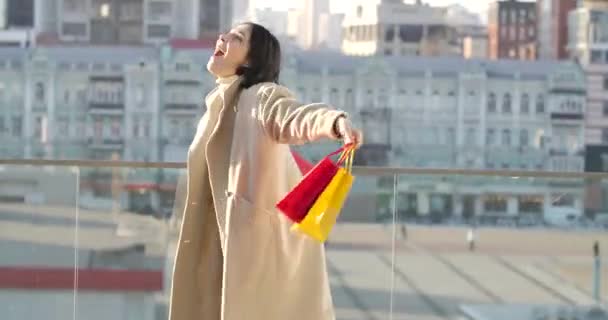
218, 34, 226, 42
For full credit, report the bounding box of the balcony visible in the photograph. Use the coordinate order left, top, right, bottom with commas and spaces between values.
0, 158, 605, 320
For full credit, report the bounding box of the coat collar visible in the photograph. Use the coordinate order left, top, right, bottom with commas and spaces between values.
205, 75, 242, 113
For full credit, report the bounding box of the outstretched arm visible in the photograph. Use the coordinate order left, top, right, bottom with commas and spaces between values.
256, 83, 347, 145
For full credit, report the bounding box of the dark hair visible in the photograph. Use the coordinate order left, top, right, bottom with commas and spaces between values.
236, 22, 281, 89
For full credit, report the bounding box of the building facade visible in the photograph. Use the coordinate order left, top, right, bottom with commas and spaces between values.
568, 3, 608, 213
341, 0, 460, 57
537, 0, 577, 60
488, 0, 537, 60
26, 0, 228, 45
0, 45, 587, 221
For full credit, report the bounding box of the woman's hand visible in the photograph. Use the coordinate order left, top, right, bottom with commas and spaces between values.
335, 116, 363, 149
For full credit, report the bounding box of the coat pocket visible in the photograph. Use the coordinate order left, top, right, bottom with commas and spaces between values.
224, 191, 278, 227
223, 192, 279, 289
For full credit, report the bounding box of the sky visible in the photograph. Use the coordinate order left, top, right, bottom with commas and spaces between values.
254, 0, 499, 18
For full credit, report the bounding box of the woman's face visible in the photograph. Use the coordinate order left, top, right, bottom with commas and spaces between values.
207, 24, 251, 78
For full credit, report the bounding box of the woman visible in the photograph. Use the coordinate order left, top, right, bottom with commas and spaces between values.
168, 22, 363, 320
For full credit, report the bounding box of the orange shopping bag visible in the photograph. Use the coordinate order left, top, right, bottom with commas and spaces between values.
291, 148, 355, 242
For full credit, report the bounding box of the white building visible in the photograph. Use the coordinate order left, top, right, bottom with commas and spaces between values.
569, 4, 608, 147
0, 45, 587, 221
251, 8, 289, 39
28, 0, 233, 45
286, 0, 342, 50
341, 0, 460, 57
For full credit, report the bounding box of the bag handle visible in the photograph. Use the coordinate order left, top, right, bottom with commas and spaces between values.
344, 148, 355, 173
336, 143, 355, 166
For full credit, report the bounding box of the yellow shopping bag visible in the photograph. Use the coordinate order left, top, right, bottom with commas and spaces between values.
291, 148, 355, 242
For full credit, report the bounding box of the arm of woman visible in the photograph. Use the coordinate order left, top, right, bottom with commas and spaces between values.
256, 83, 346, 145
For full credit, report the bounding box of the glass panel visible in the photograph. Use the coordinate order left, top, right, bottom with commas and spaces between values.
0, 163, 185, 320
327, 175, 394, 320
77, 166, 184, 319
0, 164, 79, 319
391, 172, 607, 320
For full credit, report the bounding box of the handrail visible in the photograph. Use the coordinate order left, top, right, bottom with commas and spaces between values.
1, 158, 608, 179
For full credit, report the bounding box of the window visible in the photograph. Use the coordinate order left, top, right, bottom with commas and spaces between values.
143, 121, 150, 137
135, 84, 145, 106
111, 119, 121, 137
94, 118, 103, 138
602, 129, 608, 144
62, 22, 87, 37
446, 128, 456, 145
121, 1, 143, 20
502, 129, 511, 146
329, 88, 339, 106
551, 194, 575, 207
34, 116, 43, 141
484, 195, 507, 212
521, 93, 529, 113
170, 119, 179, 138
501, 27, 507, 39
365, 89, 374, 107
520, 129, 529, 147
148, 1, 171, 20
58, 118, 69, 136
64, 90, 70, 104
591, 50, 603, 64
65, 0, 86, 11
345, 89, 354, 107
466, 128, 476, 143
11, 116, 21, 137
385, 25, 395, 42
536, 94, 545, 113
604, 101, 608, 116
148, 25, 171, 38
378, 89, 388, 107
175, 63, 189, 72
502, 93, 512, 113
528, 27, 535, 38
384, 48, 393, 56
486, 128, 495, 145
487, 92, 496, 113
132, 118, 140, 137
604, 76, 608, 90
35, 82, 45, 102
0, 116, 4, 134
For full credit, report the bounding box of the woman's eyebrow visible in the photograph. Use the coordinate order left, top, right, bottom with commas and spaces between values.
234, 30, 246, 40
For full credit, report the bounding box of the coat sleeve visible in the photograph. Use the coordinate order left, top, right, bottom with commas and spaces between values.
256, 83, 347, 145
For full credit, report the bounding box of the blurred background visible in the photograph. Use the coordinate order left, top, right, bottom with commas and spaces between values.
0, 0, 607, 319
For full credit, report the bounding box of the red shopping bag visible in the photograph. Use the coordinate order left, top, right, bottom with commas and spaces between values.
278, 145, 353, 223
290, 149, 314, 175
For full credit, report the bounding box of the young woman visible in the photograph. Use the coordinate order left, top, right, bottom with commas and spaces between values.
168, 22, 363, 320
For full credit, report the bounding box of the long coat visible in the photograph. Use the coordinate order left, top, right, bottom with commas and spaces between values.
168, 75, 346, 320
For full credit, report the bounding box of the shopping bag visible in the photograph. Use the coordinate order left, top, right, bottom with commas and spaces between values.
290, 149, 313, 175
277, 145, 353, 223
291, 149, 355, 242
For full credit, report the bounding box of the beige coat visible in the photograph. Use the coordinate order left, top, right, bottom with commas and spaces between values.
168, 75, 346, 320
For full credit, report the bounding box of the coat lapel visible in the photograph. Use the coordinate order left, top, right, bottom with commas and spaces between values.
205, 76, 242, 250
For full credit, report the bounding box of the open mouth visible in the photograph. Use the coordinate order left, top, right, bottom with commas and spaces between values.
213, 48, 225, 57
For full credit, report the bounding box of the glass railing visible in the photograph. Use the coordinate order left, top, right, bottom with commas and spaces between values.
0, 159, 606, 320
